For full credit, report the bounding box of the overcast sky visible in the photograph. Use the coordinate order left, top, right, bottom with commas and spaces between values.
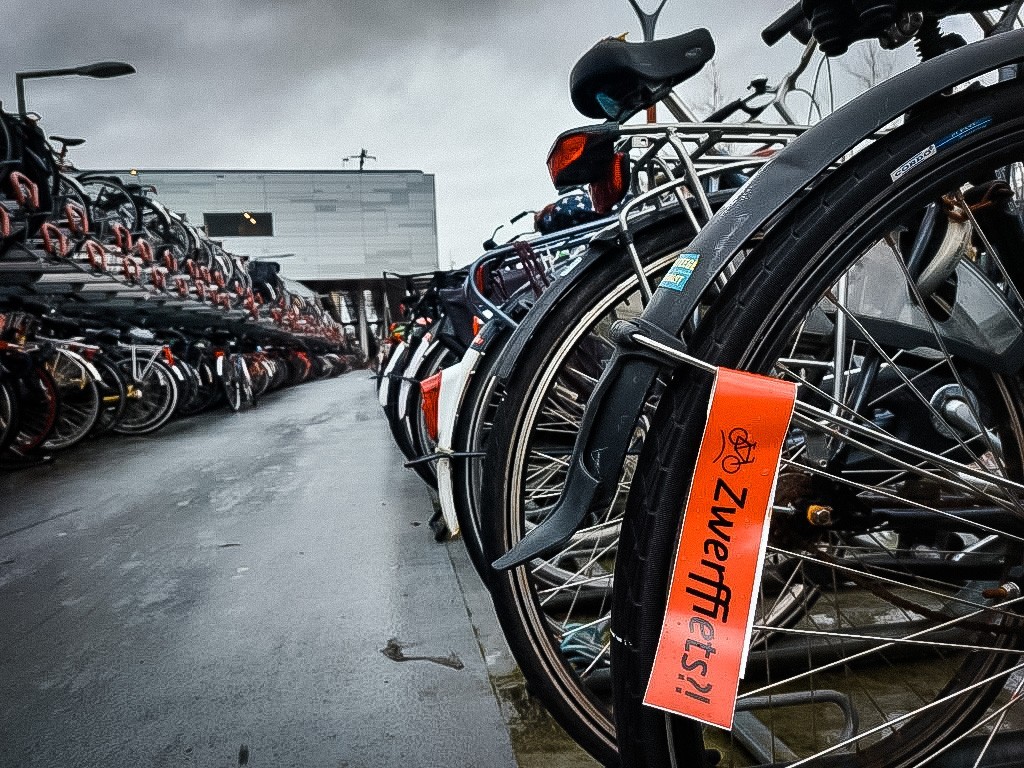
2, 1, 917, 269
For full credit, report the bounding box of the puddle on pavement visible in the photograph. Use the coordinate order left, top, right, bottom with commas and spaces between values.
490, 670, 599, 768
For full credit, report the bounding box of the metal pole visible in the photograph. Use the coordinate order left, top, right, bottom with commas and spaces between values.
16, 63, 135, 115
15, 69, 82, 115
627, 0, 669, 121
627, 0, 669, 41
358, 285, 370, 357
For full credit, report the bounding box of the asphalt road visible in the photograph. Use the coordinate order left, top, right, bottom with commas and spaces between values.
0, 373, 530, 768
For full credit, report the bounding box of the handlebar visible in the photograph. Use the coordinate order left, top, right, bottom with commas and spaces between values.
762, 2, 810, 47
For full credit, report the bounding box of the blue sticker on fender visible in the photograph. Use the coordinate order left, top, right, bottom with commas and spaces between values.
660, 254, 700, 292
936, 117, 992, 150
892, 117, 993, 183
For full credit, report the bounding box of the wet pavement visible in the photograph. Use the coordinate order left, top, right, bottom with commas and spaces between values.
0, 373, 596, 768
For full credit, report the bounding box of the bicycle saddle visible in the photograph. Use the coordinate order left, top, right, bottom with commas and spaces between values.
570, 28, 715, 121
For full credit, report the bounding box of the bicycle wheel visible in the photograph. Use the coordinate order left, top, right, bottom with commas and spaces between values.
222, 354, 244, 412
0, 379, 19, 453
405, 339, 460, 488
76, 174, 139, 238
613, 78, 1024, 768
111, 354, 179, 435
41, 348, 100, 451
9, 364, 58, 455
89, 355, 127, 437
384, 340, 423, 465
448, 329, 508, 581
182, 354, 221, 415
482, 216, 697, 765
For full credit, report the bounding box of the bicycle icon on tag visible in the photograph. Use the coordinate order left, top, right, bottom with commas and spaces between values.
714, 427, 757, 474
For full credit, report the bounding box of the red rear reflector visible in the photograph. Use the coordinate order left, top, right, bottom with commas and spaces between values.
163, 346, 175, 366
547, 134, 587, 186
590, 151, 629, 215
472, 316, 483, 337
420, 372, 443, 442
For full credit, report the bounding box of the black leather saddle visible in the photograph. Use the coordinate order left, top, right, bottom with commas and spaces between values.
570, 28, 715, 121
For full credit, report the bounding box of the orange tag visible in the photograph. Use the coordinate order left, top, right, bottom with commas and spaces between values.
643, 368, 797, 729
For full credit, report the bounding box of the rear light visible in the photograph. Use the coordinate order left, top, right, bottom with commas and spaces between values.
472, 316, 483, 337
474, 264, 487, 296
547, 134, 587, 185
546, 124, 619, 188
420, 372, 442, 442
163, 346, 175, 366
589, 151, 629, 214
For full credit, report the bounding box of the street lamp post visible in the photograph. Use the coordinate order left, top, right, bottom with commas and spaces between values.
16, 61, 136, 115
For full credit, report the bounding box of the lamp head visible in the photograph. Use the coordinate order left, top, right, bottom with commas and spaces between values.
76, 62, 136, 79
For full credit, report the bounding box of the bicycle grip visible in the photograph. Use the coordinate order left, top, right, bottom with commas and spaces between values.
762, 2, 806, 46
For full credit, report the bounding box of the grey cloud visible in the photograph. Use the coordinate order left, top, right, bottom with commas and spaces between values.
4, 1, 834, 263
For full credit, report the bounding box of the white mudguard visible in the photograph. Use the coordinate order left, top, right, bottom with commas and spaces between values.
378, 341, 407, 409
396, 334, 434, 421
435, 347, 481, 536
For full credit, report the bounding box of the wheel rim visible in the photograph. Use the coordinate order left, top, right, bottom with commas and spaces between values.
658, 132, 1024, 767
497, 251, 680, 748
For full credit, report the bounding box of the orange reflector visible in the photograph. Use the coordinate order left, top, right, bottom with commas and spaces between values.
590, 151, 628, 214
420, 372, 443, 442
644, 368, 797, 730
546, 134, 588, 186
472, 316, 483, 337
163, 346, 175, 367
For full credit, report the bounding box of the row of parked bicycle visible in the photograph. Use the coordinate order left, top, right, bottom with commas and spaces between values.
0, 104, 356, 464
381, 2, 1024, 767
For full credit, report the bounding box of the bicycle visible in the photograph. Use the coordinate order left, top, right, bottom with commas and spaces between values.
463, 12, 825, 762
492, 3, 1024, 766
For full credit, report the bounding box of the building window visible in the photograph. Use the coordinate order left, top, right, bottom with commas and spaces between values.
204, 212, 274, 237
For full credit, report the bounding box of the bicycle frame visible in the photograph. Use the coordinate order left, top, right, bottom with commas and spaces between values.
494, 26, 1024, 569
124, 343, 159, 383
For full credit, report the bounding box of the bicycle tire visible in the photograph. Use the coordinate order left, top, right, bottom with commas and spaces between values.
482, 217, 697, 766
384, 341, 423, 465
111, 355, 179, 435
404, 339, 460, 489
185, 354, 222, 414
222, 354, 244, 412
9, 364, 58, 455
612, 77, 1024, 768
41, 348, 100, 451
449, 331, 508, 581
89, 355, 127, 437
0, 379, 20, 454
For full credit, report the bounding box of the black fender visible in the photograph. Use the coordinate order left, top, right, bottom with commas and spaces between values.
492, 204, 715, 384
493, 28, 1024, 570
